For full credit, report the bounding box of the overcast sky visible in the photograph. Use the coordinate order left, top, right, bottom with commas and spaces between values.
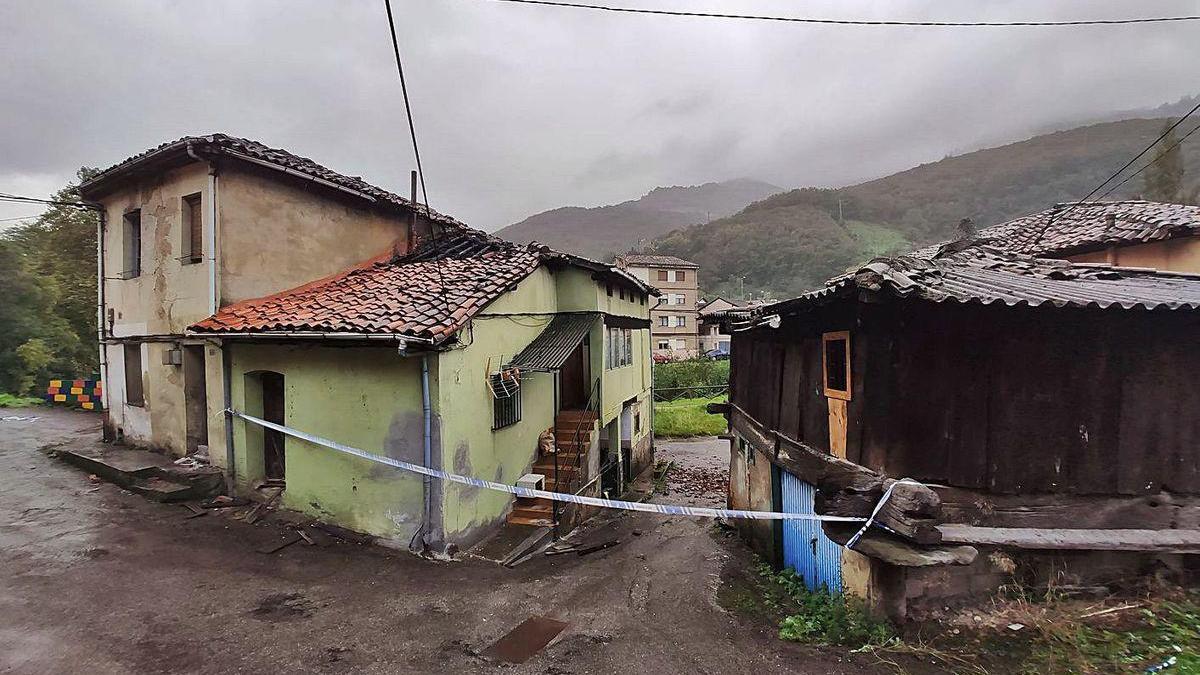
2, 0, 1198, 230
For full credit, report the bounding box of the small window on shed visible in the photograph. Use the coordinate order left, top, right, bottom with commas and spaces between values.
182, 193, 203, 264
822, 331, 851, 400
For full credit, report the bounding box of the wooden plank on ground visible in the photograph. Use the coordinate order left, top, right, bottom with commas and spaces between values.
937, 524, 1200, 552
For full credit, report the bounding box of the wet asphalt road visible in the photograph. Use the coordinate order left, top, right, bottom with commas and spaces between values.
0, 409, 874, 674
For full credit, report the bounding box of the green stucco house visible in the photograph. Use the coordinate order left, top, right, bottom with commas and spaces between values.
191, 227, 658, 553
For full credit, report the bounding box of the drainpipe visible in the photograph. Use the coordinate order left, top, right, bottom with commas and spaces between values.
221, 340, 236, 494
186, 144, 219, 316
421, 354, 433, 549
95, 208, 112, 437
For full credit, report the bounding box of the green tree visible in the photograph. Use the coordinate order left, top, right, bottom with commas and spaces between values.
1143, 123, 1198, 204
0, 168, 100, 394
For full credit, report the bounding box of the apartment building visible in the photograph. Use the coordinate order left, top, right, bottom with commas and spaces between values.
616, 253, 700, 358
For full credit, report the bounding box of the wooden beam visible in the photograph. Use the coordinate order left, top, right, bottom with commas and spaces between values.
823, 523, 976, 567
730, 404, 943, 544
935, 485, 1200, 530
937, 525, 1200, 553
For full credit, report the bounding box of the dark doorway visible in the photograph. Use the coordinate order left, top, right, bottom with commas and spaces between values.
262, 372, 286, 482
182, 345, 208, 452
559, 339, 588, 410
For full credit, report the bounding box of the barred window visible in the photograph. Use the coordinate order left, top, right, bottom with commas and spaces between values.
491, 372, 521, 429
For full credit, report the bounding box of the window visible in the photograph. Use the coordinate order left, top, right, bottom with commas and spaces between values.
634, 408, 642, 435
182, 193, 203, 264
606, 284, 613, 297
640, 294, 645, 305
822, 331, 851, 400
491, 373, 521, 429
659, 316, 669, 327
674, 315, 686, 327
619, 287, 625, 300
607, 327, 633, 368
122, 210, 142, 278
676, 270, 686, 282
123, 342, 144, 406
657, 269, 668, 282
669, 293, 685, 305
657, 340, 670, 350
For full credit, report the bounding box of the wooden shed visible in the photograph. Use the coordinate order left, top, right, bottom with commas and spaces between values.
721, 244, 1200, 620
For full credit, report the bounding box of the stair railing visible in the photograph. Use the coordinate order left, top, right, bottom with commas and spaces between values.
553, 376, 601, 528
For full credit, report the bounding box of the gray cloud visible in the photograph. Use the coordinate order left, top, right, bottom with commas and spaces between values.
2, 0, 1198, 229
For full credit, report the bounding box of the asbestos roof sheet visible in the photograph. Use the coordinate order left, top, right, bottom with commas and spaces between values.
763, 245, 1200, 317
506, 313, 597, 371
913, 201, 1200, 259
190, 232, 541, 343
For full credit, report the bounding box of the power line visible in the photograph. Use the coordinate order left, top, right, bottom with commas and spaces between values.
383, 0, 451, 312
484, 0, 1200, 27
1028, 99, 1200, 246
0, 192, 99, 210
1091, 120, 1200, 202
0, 214, 43, 222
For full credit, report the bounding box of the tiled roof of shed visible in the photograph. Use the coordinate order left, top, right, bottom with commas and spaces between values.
762, 245, 1200, 317
190, 232, 540, 342
913, 201, 1200, 259
80, 133, 465, 227
616, 253, 699, 268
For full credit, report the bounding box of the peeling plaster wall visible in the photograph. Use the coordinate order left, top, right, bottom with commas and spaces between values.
96, 160, 414, 454
436, 268, 559, 549
216, 165, 411, 304
227, 343, 427, 543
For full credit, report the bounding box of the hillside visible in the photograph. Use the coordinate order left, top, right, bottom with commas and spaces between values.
650, 117, 1200, 299
495, 178, 781, 259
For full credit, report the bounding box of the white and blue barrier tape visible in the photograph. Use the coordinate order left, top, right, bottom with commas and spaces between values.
230, 410, 874, 523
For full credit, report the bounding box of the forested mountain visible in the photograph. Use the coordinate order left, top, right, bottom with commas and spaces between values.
495, 178, 781, 259
649, 117, 1200, 299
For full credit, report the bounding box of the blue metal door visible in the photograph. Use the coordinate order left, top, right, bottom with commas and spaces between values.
780, 471, 843, 593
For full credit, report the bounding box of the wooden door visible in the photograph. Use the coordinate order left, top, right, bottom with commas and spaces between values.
559, 342, 587, 410
262, 372, 286, 481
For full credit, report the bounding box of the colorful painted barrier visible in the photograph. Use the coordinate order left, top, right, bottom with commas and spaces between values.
45, 378, 103, 410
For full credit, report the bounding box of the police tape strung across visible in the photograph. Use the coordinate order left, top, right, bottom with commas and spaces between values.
229, 410, 870, 523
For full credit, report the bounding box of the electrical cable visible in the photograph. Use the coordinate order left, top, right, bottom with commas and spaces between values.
383, 0, 452, 312
1028, 99, 1200, 247
483, 0, 1200, 28
1090, 120, 1200, 203
0, 192, 99, 210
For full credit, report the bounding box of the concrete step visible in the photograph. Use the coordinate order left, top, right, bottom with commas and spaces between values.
534, 462, 580, 475
56, 444, 223, 501
129, 476, 197, 502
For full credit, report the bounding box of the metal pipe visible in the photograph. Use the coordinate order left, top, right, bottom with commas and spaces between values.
221, 340, 236, 494
187, 143, 219, 316
95, 208, 112, 431
420, 354, 433, 549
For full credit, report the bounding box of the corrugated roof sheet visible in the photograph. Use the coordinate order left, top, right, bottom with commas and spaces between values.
912, 201, 1200, 259
762, 245, 1200, 318
616, 253, 699, 268
506, 313, 597, 371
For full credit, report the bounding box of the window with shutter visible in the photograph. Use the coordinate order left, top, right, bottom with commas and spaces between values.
182, 193, 203, 264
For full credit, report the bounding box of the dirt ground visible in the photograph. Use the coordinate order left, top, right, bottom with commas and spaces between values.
0, 411, 899, 674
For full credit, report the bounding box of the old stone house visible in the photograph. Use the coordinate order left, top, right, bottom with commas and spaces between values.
82, 135, 657, 552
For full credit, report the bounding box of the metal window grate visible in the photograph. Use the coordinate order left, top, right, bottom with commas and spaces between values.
491, 373, 521, 429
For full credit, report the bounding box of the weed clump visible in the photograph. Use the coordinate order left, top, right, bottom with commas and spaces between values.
757, 562, 895, 649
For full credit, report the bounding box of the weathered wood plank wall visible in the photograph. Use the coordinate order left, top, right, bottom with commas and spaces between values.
730, 299, 1200, 496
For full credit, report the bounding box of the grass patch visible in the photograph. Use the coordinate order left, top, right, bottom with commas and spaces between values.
0, 393, 45, 408
1020, 592, 1200, 674
758, 562, 896, 649
653, 394, 727, 437
846, 221, 910, 258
